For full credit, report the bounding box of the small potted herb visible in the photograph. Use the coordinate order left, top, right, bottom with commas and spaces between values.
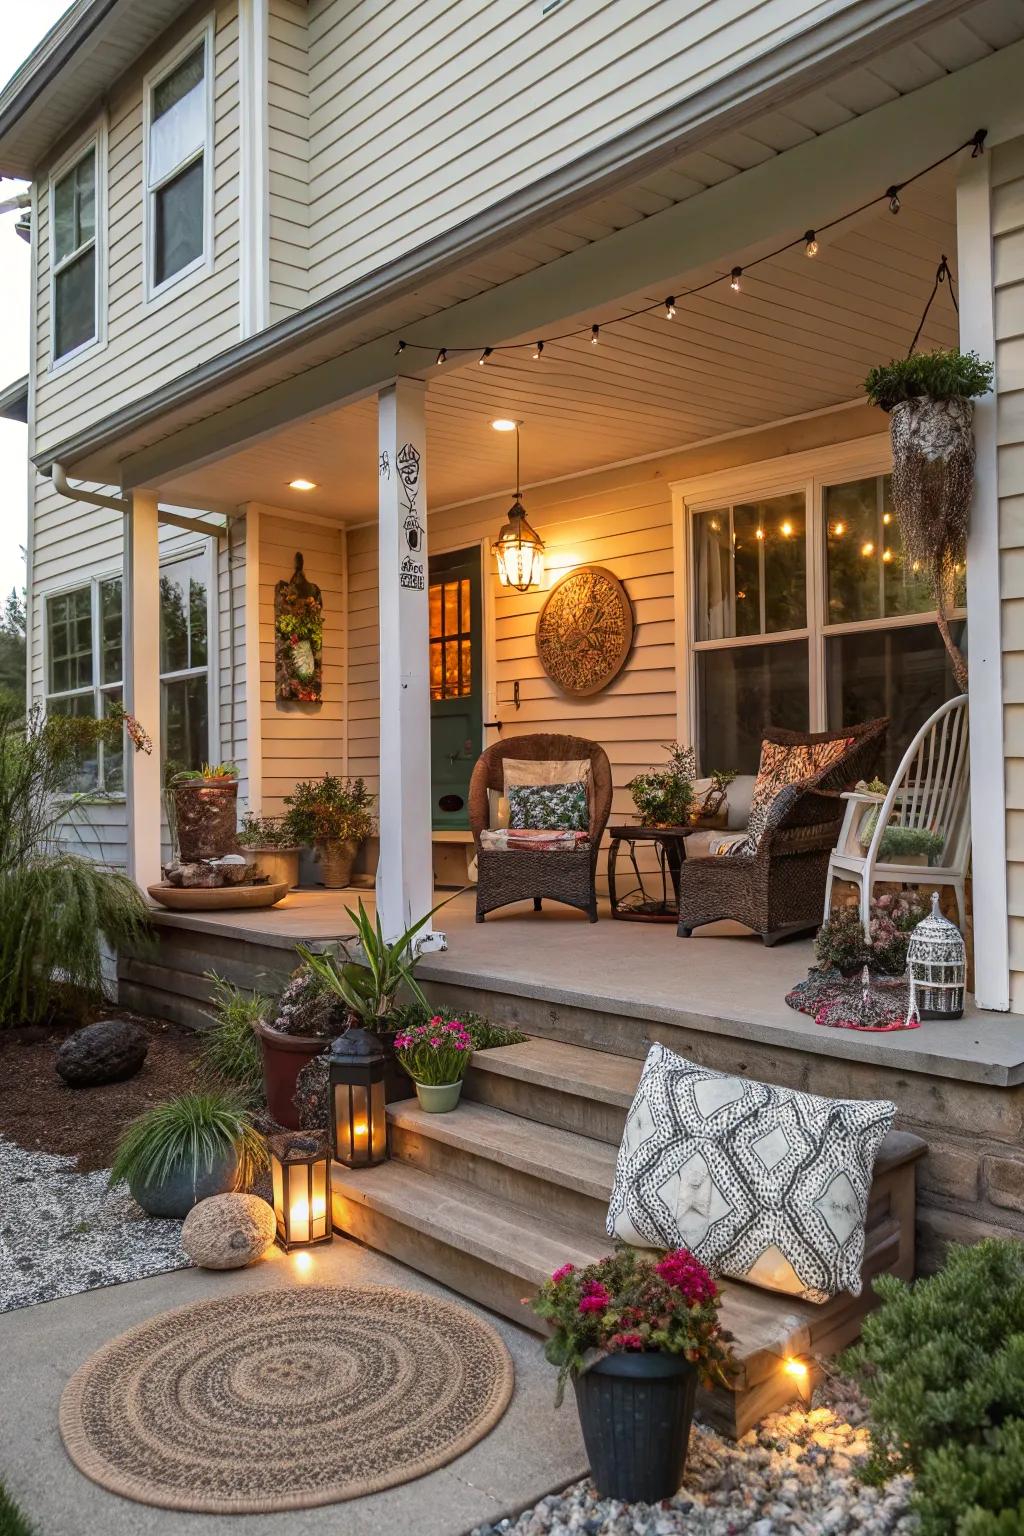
237, 811, 303, 890
393, 1016, 473, 1112
109, 1090, 266, 1219
171, 762, 240, 861
533, 1247, 734, 1502
283, 775, 375, 888
627, 742, 696, 827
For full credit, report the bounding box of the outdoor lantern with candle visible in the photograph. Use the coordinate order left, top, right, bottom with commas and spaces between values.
490, 419, 544, 592
328, 1027, 388, 1168
905, 891, 967, 1023
269, 1132, 332, 1251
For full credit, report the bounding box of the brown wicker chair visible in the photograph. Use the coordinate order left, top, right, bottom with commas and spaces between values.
469, 734, 613, 922
677, 718, 888, 946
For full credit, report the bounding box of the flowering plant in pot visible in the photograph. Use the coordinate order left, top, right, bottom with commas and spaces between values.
171, 762, 240, 862
282, 775, 374, 888
815, 891, 929, 977
237, 811, 303, 890
393, 1016, 473, 1113
533, 1246, 734, 1503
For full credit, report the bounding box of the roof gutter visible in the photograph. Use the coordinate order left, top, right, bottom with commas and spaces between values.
0, 0, 121, 162
50, 462, 229, 541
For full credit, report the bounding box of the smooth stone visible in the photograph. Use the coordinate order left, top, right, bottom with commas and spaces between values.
181, 1192, 276, 1269
55, 1019, 149, 1087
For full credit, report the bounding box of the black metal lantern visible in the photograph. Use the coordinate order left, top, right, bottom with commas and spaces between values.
328, 1027, 388, 1168
490, 420, 544, 592
269, 1132, 332, 1250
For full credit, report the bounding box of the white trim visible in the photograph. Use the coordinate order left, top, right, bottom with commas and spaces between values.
141, 14, 216, 308
47, 116, 107, 373
243, 506, 263, 806
238, 0, 269, 338
958, 149, 1010, 1013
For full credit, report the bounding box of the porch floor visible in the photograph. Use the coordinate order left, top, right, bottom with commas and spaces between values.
146, 888, 1024, 1088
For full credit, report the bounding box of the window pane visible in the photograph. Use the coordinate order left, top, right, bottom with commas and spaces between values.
758, 494, 806, 633
76, 151, 96, 245
53, 150, 95, 266
153, 44, 205, 120
49, 692, 98, 792
53, 168, 77, 264
162, 674, 208, 773
151, 47, 206, 185
47, 587, 93, 694
429, 584, 442, 639
826, 621, 966, 779
825, 477, 882, 624
54, 247, 96, 359
429, 640, 443, 700
732, 505, 762, 637
102, 686, 124, 793
693, 509, 731, 641
154, 157, 204, 285
880, 479, 937, 617
443, 582, 459, 638
189, 574, 208, 667
160, 570, 190, 673
100, 578, 122, 685
697, 640, 809, 775
695, 493, 805, 641
460, 579, 471, 633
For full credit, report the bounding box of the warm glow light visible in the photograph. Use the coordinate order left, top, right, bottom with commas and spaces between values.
882, 548, 894, 563
783, 1356, 809, 1382
491, 418, 517, 432
289, 478, 316, 491
912, 560, 921, 572
293, 1251, 313, 1274
709, 518, 720, 532
755, 527, 765, 541
882, 512, 892, 525
861, 541, 875, 557
804, 230, 819, 257
780, 521, 793, 538
833, 521, 846, 537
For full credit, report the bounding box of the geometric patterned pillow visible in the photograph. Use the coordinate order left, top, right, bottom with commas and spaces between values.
507, 779, 589, 831
743, 736, 854, 852
606, 1042, 895, 1303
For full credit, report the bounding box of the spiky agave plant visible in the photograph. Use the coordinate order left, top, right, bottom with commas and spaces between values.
296, 897, 450, 1027
109, 1090, 267, 1192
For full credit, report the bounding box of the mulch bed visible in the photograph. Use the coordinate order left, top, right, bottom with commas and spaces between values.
0, 1009, 202, 1171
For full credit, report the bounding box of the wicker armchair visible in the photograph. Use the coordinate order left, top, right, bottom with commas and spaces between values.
677, 718, 888, 946
469, 734, 613, 922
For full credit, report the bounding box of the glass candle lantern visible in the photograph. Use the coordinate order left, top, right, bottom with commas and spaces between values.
328, 1027, 388, 1169
269, 1133, 332, 1250
905, 891, 967, 1023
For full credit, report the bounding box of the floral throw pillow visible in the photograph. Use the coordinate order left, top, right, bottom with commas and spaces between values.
743, 736, 854, 852
507, 780, 589, 831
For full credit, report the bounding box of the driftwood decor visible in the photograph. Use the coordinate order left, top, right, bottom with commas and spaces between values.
275, 552, 324, 703
536, 564, 634, 697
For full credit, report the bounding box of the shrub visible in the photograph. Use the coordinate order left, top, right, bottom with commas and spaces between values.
236, 812, 297, 849
843, 1239, 1024, 1535
109, 1090, 266, 1191
815, 890, 928, 976
864, 348, 994, 412
391, 1002, 527, 1050
628, 742, 696, 827
283, 775, 374, 845
0, 1482, 35, 1536
196, 972, 271, 1104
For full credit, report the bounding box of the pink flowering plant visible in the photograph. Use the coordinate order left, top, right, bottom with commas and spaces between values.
532, 1246, 735, 1404
393, 1016, 473, 1087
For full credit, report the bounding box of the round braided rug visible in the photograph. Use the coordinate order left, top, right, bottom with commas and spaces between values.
59, 1284, 514, 1514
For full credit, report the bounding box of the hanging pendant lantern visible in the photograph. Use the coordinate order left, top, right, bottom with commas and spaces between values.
491, 420, 544, 592
905, 891, 966, 1023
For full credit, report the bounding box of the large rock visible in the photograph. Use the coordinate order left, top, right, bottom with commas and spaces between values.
181, 1193, 277, 1269
55, 1019, 149, 1088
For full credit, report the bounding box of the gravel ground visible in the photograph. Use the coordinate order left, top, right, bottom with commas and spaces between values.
472, 1387, 915, 1536
0, 1137, 189, 1312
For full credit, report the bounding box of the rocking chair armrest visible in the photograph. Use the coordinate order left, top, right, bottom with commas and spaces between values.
840, 789, 886, 804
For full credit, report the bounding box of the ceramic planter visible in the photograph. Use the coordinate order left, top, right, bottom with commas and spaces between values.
243, 847, 302, 889
173, 778, 239, 861
316, 838, 361, 888
128, 1146, 240, 1219
254, 1017, 332, 1129
414, 1080, 463, 1113
573, 1352, 697, 1503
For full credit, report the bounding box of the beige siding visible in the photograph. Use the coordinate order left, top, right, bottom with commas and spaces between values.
32, 0, 242, 461
259, 512, 346, 814
995, 135, 1024, 1009
268, 0, 311, 322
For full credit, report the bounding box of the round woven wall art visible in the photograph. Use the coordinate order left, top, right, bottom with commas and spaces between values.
59, 1284, 514, 1514
536, 564, 634, 697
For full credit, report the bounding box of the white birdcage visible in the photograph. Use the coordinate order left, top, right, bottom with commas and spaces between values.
905, 892, 966, 1023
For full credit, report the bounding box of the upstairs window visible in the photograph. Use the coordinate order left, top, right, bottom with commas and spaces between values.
146, 30, 210, 294
51, 146, 99, 362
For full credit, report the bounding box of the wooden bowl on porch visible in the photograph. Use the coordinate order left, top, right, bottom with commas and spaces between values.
147, 881, 290, 911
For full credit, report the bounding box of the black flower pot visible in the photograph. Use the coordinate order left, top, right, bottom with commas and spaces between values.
573, 1352, 697, 1503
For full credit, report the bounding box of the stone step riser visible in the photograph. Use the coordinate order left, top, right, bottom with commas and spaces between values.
388, 1121, 612, 1240
462, 1067, 629, 1146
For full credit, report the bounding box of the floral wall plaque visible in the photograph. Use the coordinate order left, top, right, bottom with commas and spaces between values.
275, 553, 324, 702
536, 564, 634, 697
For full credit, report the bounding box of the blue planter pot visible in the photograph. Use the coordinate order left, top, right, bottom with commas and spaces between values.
128, 1147, 241, 1219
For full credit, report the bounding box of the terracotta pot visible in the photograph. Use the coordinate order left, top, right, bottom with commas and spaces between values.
254, 1018, 330, 1129
316, 838, 360, 888
173, 779, 239, 861
243, 847, 302, 889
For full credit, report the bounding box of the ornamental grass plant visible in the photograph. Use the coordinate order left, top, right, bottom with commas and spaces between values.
109, 1090, 267, 1192
393, 1016, 473, 1086
196, 972, 271, 1104
0, 1482, 35, 1536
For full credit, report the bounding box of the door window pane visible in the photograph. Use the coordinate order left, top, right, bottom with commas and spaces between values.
47, 587, 93, 694
826, 622, 966, 779
428, 576, 472, 700
162, 673, 209, 772
697, 640, 809, 774
154, 157, 205, 285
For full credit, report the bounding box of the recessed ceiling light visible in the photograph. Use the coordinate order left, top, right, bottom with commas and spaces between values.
289, 478, 317, 491
490, 419, 518, 432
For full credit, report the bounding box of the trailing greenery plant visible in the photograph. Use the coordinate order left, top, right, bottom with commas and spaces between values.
394, 1016, 473, 1086
864, 348, 994, 413
0, 1481, 36, 1536
391, 1001, 527, 1050
815, 891, 928, 976
237, 811, 299, 849
296, 898, 443, 1028
843, 1239, 1024, 1536
109, 1090, 266, 1192
196, 972, 271, 1104
283, 774, 374, 846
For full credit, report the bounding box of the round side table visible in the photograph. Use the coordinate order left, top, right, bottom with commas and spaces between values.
606, 824, 700, 922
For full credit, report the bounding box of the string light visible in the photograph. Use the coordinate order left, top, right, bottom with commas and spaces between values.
478, 347, 492, 365
394, 339, 406, 355
755, 527, 765, 541
882, 548, 894, 563
435, 348, 447, 365
780, 520, 793, 538
804, 230, 819, 257
730, 267, 742, 292
532, 340, 545, 359
832, 521, 846, 537
887, 185, 902, 214
862, 541, 875, 557
591, 324, 600, 345
883, 512, 892, 525
664, 297, 677, 318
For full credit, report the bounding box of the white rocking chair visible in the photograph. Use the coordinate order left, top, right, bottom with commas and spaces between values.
823, 694, 970, 935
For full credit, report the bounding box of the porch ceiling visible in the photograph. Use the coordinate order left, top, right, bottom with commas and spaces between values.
156, 169, 958, 522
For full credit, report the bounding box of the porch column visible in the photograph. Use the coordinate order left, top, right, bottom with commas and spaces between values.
376, 377, 436, 941
124, 491, 163, 889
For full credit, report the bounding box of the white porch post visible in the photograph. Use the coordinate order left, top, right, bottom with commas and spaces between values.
124, 491, 163, 889
375, 377, 437, 942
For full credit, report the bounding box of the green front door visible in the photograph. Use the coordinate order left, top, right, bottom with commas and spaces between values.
429, 547, 483, 831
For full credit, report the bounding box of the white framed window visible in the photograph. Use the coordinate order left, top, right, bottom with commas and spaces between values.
44, 575, 123, 792
49, 128, 106, 367
143, 19, 214, 300
160, 548, 214, 775
677, 440, 967, 779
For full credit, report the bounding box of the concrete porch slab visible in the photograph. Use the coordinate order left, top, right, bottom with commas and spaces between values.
0, 1236, 585, 1536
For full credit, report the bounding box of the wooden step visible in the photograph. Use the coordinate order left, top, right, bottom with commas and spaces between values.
387, 1098, 617, 1237
465, 1038, 640, 1144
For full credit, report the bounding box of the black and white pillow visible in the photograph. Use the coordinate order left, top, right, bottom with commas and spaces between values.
606, 1043, 895, 1302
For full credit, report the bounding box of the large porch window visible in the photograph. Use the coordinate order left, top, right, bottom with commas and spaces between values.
44, 576, 123, 792
159, 550, 211, 775
689, 458, 966, 777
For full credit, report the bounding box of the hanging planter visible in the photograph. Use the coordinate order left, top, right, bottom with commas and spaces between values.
865, 325, 993, 693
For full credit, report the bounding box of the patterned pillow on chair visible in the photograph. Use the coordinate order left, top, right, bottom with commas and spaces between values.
507, 780, 589, 831
743, 736, 854, 852
606, 1042, 894, 1303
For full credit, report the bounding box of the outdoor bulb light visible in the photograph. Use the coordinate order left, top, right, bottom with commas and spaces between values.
883, 512, 892, 525
755, 527, 765, 541
780, 521, 793, 538
804, 230, 819, 257
782, 1356, 812, 1402
435, 348, 447, 365
833, 521, 846, 537
664, 297, 676, 318
591, 324, 600, 344
479, 348, 492, 365
861, 541, 875, 557
491, 418, 517, 431
289, 478, 317, 491
491, 420, 544, 592
887, 186, 902, 214
882, 548, 893, 563
532, 340, 544, 359
328, 1027, 388, 1169
269, 1132, 332, 1251
730, 267, 742, 292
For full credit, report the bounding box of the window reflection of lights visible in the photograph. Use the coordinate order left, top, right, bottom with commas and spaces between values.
755, 527, 765, 541
882, 549, 893, 563
780, 521, 793, 538
861, 541, 875, 557
832, 521, 846, 537
882, 512, 892, 525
